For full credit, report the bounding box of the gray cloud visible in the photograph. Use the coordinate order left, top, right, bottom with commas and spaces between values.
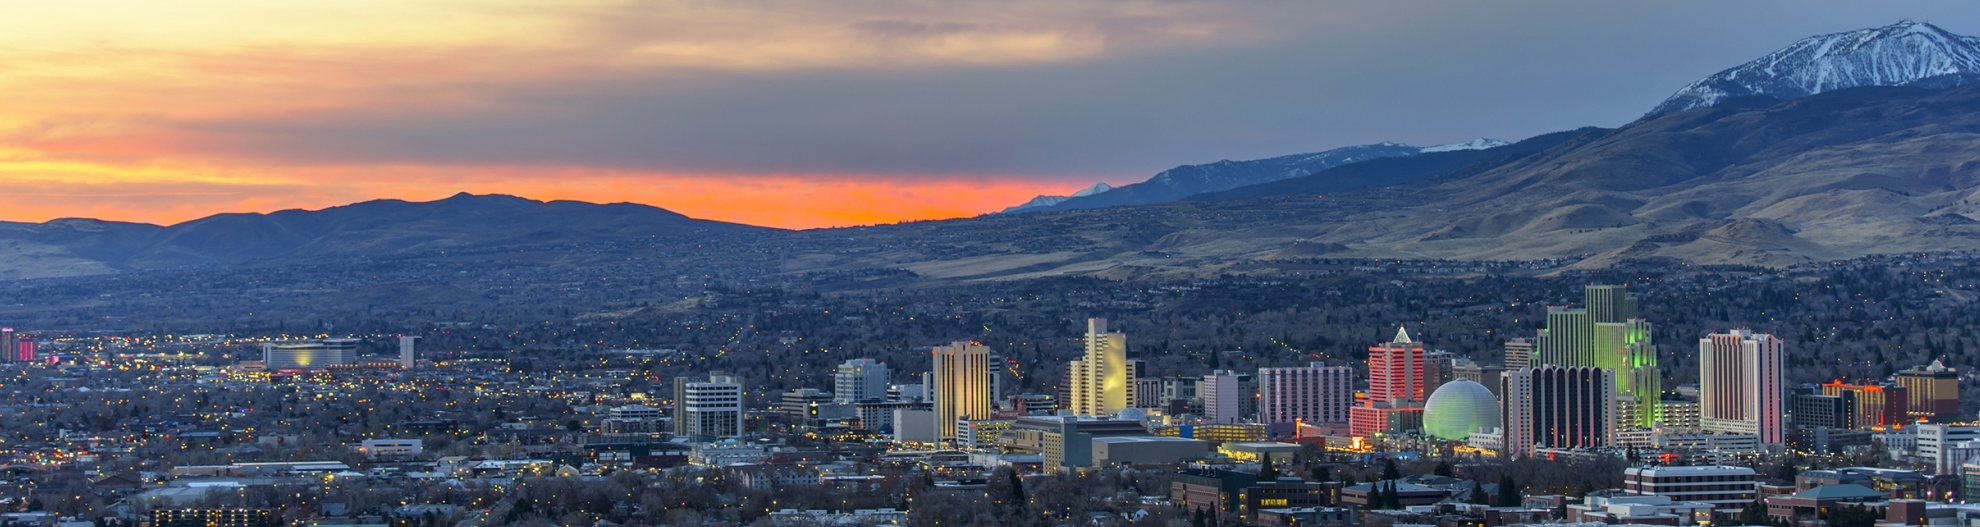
172, 1, 1980, 183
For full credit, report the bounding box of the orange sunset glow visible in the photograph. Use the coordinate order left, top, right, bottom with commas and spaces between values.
0, 0, 1288, 228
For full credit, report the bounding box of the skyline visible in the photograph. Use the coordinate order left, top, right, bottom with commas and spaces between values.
5, 2, 1979, 229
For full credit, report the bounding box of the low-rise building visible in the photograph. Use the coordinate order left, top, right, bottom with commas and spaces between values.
730, 464, 819, 490
1567, 492, 1714, 525
357, 439, 422, 460
1339, 480, 1450, 507
1173, 469, 1257, 513
1620, 465, 1758, 513
691, 442, 768, 466
1218, 442, 1301, 463
1764, 484, 1888, 525
1090, 436, 1207, 466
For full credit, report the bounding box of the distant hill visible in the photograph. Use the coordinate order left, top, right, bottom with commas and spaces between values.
0, 193, 764, 279
1185, 129, 1597, 202
1650, 21, 1980, 115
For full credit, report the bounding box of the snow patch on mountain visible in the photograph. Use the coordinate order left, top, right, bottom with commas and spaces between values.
1421, 138, 1512, 153
1651, 21, 1980, 115
1000, 182, 1115, 213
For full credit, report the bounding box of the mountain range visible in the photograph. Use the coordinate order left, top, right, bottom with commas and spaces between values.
1650, 20, 1980, 115
0, 193, 759, 279
6, 21, 1980, 282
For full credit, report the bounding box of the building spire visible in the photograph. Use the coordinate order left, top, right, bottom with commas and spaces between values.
1393, 325, 1413, 344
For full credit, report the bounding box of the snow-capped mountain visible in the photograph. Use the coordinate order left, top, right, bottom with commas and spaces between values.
1421, 138, 1512, 153
1650, 21, 1980, 115
1000, 182, 1114, 213
1011, 142, 1423, 213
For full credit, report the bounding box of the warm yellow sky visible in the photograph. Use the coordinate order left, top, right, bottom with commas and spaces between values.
0, 0, 1263, 227
0, 1, 1970, 228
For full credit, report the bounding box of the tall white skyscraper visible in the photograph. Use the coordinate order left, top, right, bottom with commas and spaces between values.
1068, 318, 1129, 416
674, 372, 744, 441
834, 358, 891, 404
1699, 329, 1784, 444
397, 335, 418, 369
931, 341, 993, 441
1258, 363, 1355, 425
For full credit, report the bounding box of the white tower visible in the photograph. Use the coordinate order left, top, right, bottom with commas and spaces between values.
1699, 329, 1784, 444
398, 335, 419, 369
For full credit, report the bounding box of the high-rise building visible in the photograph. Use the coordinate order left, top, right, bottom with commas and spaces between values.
1349, 327, 1433, 438
1452, 359, 1506, 399
834, 358, 891, 404
397, 335, 418, 369
1504, 337, 1534, 370
1792, 392, 1855, 430
673, 372, 744, 441
262, 338, 360, 370
1367, 326, 1431, 405
1202, 370, 1247, 424
2, 327, 18, 362
1531, 285, 1661, 428
1897, 361, 1960, 420
1258, 362, 1355, 425
1423, 350, 1454, 392
931, 341, 993, 440
15, 340, 32, 363
1068, 318, 1129, 416
1502, 366, 1615, 458
1699, 329, 1785, 444
1821, 382, 1909, 429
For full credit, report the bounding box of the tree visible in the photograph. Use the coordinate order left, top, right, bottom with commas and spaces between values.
1738, 499, 1769, 526
1433, 461, 1454, 477
1381, 458, 1402, 481
1828, 504, 1878, 527
1259, 455, 1279, 481
1466, 482, 1489, 505
1008, 470, 1027, 511
1310, 466, 1332, 482
1496, 475, 1521, 507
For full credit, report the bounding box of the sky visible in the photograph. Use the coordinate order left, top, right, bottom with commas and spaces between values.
3, 1, 1978, 229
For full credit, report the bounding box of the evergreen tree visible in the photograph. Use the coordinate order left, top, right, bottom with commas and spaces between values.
1739, 499, 1768, 526
1260, 454, 1279, 481
1434, 461, 1454, 477
1496, 475, 1521, 507
1008, 470, 1027, 510
1466, 482, 1489, 505
1381, 458, 1402, 481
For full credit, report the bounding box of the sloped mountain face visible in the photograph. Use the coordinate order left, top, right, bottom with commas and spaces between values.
1020, 142, 1423, 213
1186, 129, 1595, 202
793, 85, 1980, 282
1314, 84, 1980, 267
1651, 21, 1980, 115
0, 193, 765, 278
